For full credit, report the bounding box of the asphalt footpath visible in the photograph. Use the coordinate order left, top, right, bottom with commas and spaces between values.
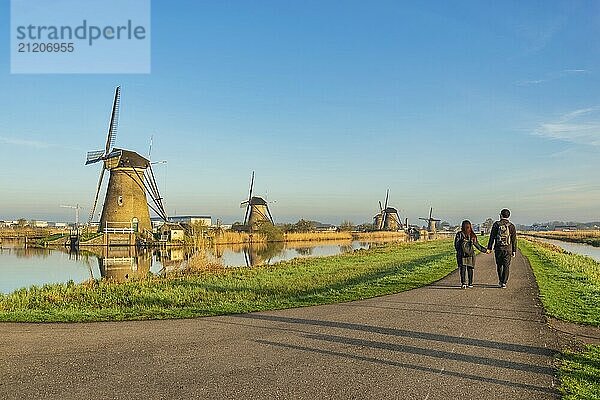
0, 250, 560, 400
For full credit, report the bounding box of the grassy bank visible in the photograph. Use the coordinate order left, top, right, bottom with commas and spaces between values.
519, 238, 600, 399
558, 345, 600, 400
519, 238, 600, 326
526, 231, 600, 248
0, 239, 455, 323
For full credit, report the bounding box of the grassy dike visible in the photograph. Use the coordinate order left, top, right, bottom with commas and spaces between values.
0, 239, 456, 323
519, 239, 600, 326
519, 239, 600, 399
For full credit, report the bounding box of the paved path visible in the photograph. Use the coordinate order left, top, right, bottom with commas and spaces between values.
0, 251, 560, 399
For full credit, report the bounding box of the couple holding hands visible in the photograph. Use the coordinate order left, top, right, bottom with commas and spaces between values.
454, 209, 517, 289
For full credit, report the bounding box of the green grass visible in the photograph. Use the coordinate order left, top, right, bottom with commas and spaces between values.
0, 239, 456, 322
519, 239, 600, 399
35, 233, 67, 245
519, 239, 600, 326
558, 345, 600, 400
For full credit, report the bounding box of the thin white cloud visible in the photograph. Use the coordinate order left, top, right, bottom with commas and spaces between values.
558, 107, 596, 122
517, 69, 589, 86
519, 79, 545, 85
549, 183, 600, 194
534, 107, 600, 146
0, 136, 52, 149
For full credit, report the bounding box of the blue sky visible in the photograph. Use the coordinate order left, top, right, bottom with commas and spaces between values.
1, 0, 599, 225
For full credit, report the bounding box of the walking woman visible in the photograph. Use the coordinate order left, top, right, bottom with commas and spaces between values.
454, 220, 490, 288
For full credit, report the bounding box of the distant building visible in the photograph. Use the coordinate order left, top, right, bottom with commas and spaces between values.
169, 215, 212, 227
158, 223, 185, 242
530, 224, 551, 231
314, 223, 337, 232
555, 225, 577, 232
151, 219, 165, 230
31, 220, 49, 228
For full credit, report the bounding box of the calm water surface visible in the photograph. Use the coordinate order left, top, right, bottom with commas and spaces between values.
0, 238, 403, 293
534, 237, 600, 262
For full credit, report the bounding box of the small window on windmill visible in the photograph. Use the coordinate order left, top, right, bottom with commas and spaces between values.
118, 196, 123, 206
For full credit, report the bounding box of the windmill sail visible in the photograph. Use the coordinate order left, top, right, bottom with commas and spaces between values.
86, 87, 122, 225
88, 166, 106, 224
243, 171, 255, 225
86, 150, 105, 165
105, 86, 121, 154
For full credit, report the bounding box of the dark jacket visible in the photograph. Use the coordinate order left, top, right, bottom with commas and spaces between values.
487, 219, 517, 253
454, 232, 487, 267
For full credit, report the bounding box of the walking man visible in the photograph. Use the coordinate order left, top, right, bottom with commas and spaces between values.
487, 209, 517, 288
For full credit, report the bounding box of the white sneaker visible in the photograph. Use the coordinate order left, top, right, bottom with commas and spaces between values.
468, 285, 474, 288
461, 284, 467, 289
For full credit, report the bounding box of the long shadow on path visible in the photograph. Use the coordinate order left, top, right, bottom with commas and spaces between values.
239, 313, 555, 357
255, 339, 557, 395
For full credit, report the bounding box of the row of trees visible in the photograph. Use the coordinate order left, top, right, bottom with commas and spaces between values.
230, 219, 393, 234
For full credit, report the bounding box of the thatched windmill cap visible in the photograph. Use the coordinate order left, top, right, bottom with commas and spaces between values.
107, 148, 150, 169
250, 196, 268, 206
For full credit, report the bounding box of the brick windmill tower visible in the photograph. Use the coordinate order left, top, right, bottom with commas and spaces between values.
86, 86, 168, 234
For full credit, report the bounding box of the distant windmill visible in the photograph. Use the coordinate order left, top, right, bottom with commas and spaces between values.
373, 189, 402, 231
420, 207, 441, 233
86, 86, 168, 234
240, 171, 274, 230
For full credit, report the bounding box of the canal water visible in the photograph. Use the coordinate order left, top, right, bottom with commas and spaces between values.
0, 238, 404, 294
534, 237, 600, 262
